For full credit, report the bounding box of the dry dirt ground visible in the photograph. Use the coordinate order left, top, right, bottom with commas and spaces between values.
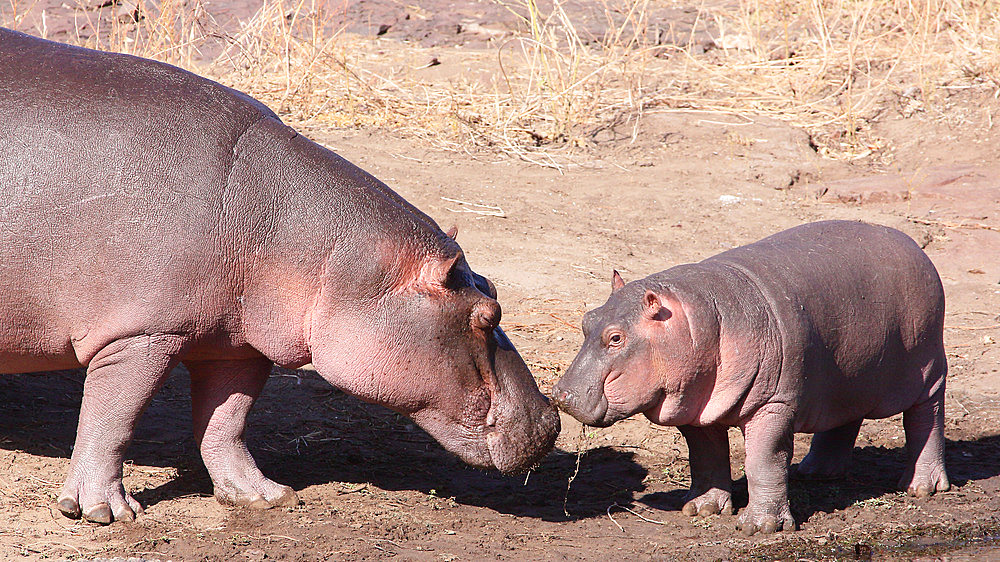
3, 2, 1000, 561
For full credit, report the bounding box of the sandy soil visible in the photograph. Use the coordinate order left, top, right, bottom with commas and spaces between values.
2, 2, 1000, 561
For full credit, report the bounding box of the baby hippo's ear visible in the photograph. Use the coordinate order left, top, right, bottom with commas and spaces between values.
612, 270, 626, 292
643, 290, 672, 321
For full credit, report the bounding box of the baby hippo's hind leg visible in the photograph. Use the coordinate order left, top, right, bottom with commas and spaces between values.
793, 419, 863, 480
187, 358, 299, 509
899, 352, 950, 498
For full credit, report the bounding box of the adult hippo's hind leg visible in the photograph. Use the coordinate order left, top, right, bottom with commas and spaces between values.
58, 334, 188, 524
899, 351, 950, 498
186, 358, 298, 509
793, 419, 863, 480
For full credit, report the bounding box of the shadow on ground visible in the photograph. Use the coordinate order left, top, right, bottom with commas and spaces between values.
0, 368, 646, 521
635, 432, 1000, 530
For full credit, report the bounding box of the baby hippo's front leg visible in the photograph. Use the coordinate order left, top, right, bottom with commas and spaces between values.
737, 403, 796, 535
678, 425, 733, 516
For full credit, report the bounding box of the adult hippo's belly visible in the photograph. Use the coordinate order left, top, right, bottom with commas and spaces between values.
0, 28, 558, 524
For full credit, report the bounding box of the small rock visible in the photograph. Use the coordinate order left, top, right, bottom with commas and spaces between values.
244, 548, 266, 562
116, 0, 142, 23
714, 34, 752, 50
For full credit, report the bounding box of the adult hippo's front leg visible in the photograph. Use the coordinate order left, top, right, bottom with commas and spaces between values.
58, 334, 188, 524
187, 358, 298, 508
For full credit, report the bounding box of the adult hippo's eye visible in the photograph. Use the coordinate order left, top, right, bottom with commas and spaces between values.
472, 300, 501, 331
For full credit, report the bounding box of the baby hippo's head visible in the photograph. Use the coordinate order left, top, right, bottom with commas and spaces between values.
552, 271, 716, 427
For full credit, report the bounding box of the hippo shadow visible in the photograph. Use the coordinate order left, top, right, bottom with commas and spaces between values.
636, 435, 1000, 527
0, 368, 647, 521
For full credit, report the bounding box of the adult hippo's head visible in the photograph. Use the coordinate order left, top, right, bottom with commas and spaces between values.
306, 236, 559, 473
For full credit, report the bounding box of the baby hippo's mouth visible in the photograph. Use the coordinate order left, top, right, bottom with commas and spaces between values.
552, 370, 627, 427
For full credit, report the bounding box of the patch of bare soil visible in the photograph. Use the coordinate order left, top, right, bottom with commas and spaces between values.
2, 2, 1000, 561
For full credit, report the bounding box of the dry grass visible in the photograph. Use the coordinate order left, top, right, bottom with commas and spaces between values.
3, 0, 999, 165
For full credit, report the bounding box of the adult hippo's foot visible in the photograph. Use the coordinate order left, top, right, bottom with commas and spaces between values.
215, 481, 299, 509
187, 358, 301, 510
57, 470, 143, 524
58, 334, 188, 523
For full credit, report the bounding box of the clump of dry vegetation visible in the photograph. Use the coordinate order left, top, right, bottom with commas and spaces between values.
3, 0, 999, 165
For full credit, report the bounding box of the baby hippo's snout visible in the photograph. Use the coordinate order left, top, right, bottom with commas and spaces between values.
551, 378, 612, 427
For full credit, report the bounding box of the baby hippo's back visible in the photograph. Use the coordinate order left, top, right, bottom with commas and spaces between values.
704, 220, 945, 429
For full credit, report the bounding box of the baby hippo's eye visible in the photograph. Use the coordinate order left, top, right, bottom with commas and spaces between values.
603, 328, 625, 348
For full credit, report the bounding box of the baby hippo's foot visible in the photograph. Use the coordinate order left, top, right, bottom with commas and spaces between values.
791, 454, 850, 480
58, 471, 142, 524
792, 421, 861, 480
682, 487, 733, 516
736, 500, 796, 536
214, 476, 299, 509
900, 464, 950, 498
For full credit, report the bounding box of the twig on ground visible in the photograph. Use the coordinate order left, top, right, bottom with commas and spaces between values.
608, 502, 669, 525
607, 504, 625, 533
441, 197, 506, 217
909, 217, 1000, 233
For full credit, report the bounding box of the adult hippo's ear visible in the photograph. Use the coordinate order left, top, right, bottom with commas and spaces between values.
643, 290, 672, 321
446, 225, 459, 240
612, 270, 626, 292
414, 251, 463, 291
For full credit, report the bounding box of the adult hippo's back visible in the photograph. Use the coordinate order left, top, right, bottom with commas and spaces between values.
0, 28, 558, 524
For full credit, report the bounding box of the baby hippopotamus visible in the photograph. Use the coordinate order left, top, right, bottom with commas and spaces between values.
552, 220, 949, 535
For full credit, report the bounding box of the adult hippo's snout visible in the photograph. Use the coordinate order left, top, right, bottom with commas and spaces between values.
484, 326, 560, 473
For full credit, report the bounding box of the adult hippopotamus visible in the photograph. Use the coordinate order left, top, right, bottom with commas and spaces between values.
552, 220, 948, 535
0, 28, 558, 524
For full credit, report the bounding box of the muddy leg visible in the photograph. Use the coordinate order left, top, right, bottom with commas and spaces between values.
186, 358, 298, 508
678, 424, 733, 516
737, 403, 796, 536
58, 334, 187, 524
793, 419, 863, 480
899, 355, 950, 497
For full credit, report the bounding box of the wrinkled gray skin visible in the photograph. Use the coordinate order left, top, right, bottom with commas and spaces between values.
553, 220, 948, 535
0, 28, 558, 524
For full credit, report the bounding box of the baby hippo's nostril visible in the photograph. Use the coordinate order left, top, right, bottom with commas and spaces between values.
551, 386, 571, 407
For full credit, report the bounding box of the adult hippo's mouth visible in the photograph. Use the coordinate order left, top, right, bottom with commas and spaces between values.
484, 399, 560, 473
410, 394, 559, 474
